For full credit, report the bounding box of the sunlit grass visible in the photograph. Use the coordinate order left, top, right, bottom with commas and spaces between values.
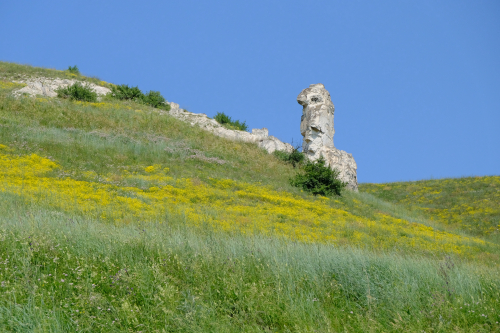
0, 195, 499, 332
360, 177, 500, 238
0, 61, 107, 86
1, 62, 500, 331
1, 149, 497, 260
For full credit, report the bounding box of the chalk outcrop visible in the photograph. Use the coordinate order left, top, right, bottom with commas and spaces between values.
167, 102, 293, 154
10, 76, 291, 154
297, 84, 358, 191
12, 77, 111, 98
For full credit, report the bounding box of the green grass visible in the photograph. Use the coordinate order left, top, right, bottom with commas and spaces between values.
0, 61, 106, 86
359, 177, 500, 240
214, 112, 248, 131
0, 92, 297, 189
0, 194, 499, 332
1, 62, 500, 331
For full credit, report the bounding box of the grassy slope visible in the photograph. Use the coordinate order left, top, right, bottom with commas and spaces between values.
0, 61, 108, 86
359, 177, 500, 240
1, 62, 499, 332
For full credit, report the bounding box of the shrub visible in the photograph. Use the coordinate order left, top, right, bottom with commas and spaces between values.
214, 112, 248, 131
109, 85, 171, 111
214, 112, 231, 125
67, 65, 80, 75
290, 157, 346, 196
140, 90, 170, 111
273, 146, 304, 168
56, 82, 97, 102
110, 84, 143, 100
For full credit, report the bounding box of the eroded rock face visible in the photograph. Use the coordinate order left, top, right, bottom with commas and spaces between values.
297, 84, 358, 191
12, 77, 111, 98
298, 83, 335, 159
10, 76, 292, 155
166, 102, 293, 154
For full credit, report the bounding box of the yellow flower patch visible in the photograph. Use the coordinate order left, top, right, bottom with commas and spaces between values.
361, 177, 500, 235
0, 81, 26, 90
73, 100, 132, 110
0, 149, 494, 257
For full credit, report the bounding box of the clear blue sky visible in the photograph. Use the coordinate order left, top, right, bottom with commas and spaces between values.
1, 0, 499, 183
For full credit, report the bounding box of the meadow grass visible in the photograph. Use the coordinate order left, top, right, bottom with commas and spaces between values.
1, 63, 500, 331
0, 61, 106, 86
0, 194, 499, 332
360, 177, 500, 241
1, 146, 498, 261
0, 92, 297, 189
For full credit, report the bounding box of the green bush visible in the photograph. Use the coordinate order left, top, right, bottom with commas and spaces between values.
214, 112, 231, 125
290, 157, 346, 196
110, 85, 171, 111
110, 84, 143, 100
214, 112, 248, 131
56, 82, 97, 102
67, 65, 80, 75
140, 90, 170, 111
273, 146, 304, 168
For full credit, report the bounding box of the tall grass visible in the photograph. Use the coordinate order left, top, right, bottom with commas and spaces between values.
0, 61, 105, 85
360, 177, 500, 240
0, 193, 499, 332
0, 93, 297, 190
1, 62, 500, 331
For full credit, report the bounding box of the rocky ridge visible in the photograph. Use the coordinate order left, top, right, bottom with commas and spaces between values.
9, 77, 293, 154
9, 77, 357, 190
166, 102, 293, 154
11, 76, 111, 98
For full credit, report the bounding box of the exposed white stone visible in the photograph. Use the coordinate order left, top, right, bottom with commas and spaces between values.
298, 83, 335, 158
165, 102, 293, 154
297, 83, 358, 191
10, 77, 292, 155
12, 77, 111, 98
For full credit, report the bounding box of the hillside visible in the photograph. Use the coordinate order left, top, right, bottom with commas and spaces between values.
0, 62, 499, 332
360, 177, 500, 239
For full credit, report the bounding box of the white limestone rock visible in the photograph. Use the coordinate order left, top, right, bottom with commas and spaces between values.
298, 83, 335, 158
165, 102, 293, 154
10, 77, 292, 155
316, 146, 358, 191
12, 77, 111, 98
297, 83, 358, 191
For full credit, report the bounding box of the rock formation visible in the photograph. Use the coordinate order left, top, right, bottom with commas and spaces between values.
12, 77, 111, 98
297, 84, 358, 191
10, 76, 291, 154
166, 102, 293, 154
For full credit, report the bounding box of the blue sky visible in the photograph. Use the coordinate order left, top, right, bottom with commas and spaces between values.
1, 0, 499, 183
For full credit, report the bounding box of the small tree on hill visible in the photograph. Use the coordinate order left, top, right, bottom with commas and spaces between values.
110, 84, 143, 100
56, 82, 97, 102
67, 65, 80, 75
290, 157, 346, 196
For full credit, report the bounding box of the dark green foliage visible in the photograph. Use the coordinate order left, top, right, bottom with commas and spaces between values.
214, 112, 248, 131
273, 146, 304, 168
214, 112, 231, 125
231, 119, 248, 131
140, 90, 170, 111
110, 84, 143, 100
290, 157, 346, 196
110, 85, 171, 111
67, 65, 80, 75
56, 82, 97, 102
